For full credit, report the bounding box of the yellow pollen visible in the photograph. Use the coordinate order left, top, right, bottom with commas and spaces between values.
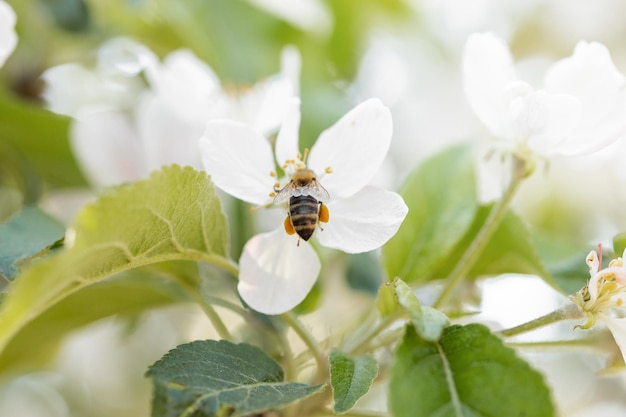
618, 298, 624, 307
269, 171, 276, 177
325, 167, 333, 174
269, 191, 276, 197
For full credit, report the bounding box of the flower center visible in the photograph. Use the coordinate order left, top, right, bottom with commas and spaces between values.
268, 148, 332, 199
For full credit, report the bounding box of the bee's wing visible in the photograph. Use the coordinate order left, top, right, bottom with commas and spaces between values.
307, 180, 330, 202
273, 183, 294, 205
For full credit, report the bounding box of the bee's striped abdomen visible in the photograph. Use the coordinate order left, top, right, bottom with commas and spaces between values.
289, 195, 320, 241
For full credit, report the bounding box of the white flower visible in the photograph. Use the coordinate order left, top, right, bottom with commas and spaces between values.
199, 98, 408, 314
0, 0, 17, 67
42, 38, 300, 188
572, 248, 626, 363
462, 32, 626, 157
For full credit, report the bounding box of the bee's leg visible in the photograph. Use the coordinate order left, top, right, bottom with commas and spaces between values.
317, 203, 330, 231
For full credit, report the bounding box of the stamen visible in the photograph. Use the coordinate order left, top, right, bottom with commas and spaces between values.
302, 148, 310, 164
598, 243, 603, 269
269, 171, 276, 177
325, 167, 333, 174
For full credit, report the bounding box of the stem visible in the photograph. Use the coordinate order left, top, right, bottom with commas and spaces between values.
193, 293, 234, 341
347, 311, 403, 355
434, 155, 528, 309
282, 311, 326, 382
497, 303, 584, 338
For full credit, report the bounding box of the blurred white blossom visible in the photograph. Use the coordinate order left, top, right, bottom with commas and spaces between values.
43, 38, 300, 188
462, 32, 626, 157
199, 98, 408, 314
0, 0, 17, 67
247, 0, 332, 34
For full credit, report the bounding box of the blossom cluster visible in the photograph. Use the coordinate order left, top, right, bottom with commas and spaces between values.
43, 38, 299, 188
463, 32, 626, 158
572, 247, 626, 362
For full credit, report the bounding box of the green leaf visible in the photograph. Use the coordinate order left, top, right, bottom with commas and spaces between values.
347, 252, 384, 295
329, 349, 378, 414
0, 268, 187, 372
532, 230, 589, 295
0, 92, 86, 188
0, 165, 230, 354
38, 0, 90, 32
376, 278, 448, 341
0, 206, 65, 280
146, 339, 323, 417
390, 324, 554, 417
383, 143, 557, 292
392, 278, 449, 341
383, 144, 479, 283
434, 207, 555, 285
613, 233, 626, 259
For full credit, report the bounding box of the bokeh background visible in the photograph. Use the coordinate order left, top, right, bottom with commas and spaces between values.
2, 0, 626, 416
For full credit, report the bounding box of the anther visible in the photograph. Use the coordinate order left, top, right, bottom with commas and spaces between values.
269, 171, 276, 177
325, 167, 333, 174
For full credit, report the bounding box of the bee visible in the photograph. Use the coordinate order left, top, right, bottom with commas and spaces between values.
273, 168, 330, 243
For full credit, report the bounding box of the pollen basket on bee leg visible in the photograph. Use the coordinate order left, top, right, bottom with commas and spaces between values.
319, 203, 329, 223
283, 216, 296, 236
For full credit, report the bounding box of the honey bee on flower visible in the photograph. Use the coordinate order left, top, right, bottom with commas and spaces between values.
199, 97, 408, 314
272, 151, 330, 243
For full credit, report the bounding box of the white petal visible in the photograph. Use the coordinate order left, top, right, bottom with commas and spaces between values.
162, 49, 220, 94
0, 0, 17, 67
136, 94, 204, 173
545, 41, 626, 155
96, 37, 159, 77
144, 49, 224, 126
280, 45, 302, 95
42, 64, 99, 117
599, 314, 626, 364
247, 0, 332, 34
308, 98, 392, 198
507, 90, 582, 155
475, 148, 513, 203
42, 63, 145, 117
70, 111, 143, 187
462, 32, 518, 138
238, 229, 320, 315
586, 250, 600, 275
250, 79, 298, 137
316, 186, 408, 254
274, 97, 302, 168
199, 120, 276, 206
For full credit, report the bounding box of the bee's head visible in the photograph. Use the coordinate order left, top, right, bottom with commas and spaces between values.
292, 168, 316, 186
